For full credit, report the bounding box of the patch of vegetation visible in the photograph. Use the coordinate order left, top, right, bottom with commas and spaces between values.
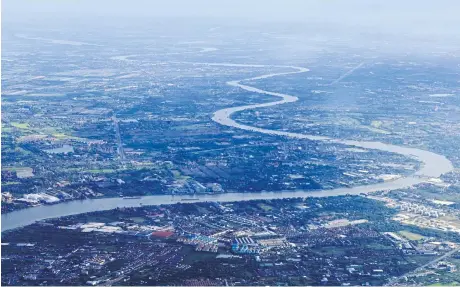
87, 169, 117, 174
257, 203, 273, 211
398, 230, 425, 241
11, 122, 30, 129
1, 181, 21, 186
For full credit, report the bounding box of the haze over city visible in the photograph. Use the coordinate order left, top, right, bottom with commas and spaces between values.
2, 0, 460, 286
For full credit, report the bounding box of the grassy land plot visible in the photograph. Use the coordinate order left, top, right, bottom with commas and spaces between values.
10, 122, 30, 129
398, 230, 425, 241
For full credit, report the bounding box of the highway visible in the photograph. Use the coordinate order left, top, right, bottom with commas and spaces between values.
112, 115, 126, 162
385, 247, 460, 285
1, 62, 455, 232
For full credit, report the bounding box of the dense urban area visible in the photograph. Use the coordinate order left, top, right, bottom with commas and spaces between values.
4, 189, 460, 286
2, 13, 460, 287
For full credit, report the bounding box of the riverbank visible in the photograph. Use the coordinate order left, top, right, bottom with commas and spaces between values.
1, 63, 454, 232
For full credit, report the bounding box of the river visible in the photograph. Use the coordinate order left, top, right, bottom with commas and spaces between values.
2, 63, 454, 232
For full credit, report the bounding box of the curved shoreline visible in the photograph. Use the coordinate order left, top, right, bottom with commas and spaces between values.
1, 63, 454, 232
211, 63, 453, 178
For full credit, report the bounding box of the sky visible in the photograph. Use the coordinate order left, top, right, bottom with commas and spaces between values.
3, 0, 460, 47
3, 0, 459, 26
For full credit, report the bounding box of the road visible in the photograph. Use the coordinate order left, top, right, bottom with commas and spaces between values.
1, 62, 455, 232
112, 115, 126, 162
385, 247, 460, 285
208, 62, 452, 179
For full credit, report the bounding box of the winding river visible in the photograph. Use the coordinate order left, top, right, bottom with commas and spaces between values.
2, 63, 454, 232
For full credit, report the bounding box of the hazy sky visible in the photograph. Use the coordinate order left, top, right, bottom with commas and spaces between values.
3, 0, 459, 25
3, 0, 460, 41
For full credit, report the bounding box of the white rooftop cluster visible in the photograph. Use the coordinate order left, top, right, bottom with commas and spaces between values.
20, 193, 60, 204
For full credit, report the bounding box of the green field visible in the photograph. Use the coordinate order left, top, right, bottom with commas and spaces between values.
87, 169, 117, 174
398, 230, 425, 241
52, 133, 83, 140
2, 181, 21, 186
11, 122, 30, 129
171, 170, 190, 180
258, 203, 273, 211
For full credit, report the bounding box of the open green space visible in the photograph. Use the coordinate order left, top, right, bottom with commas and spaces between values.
398, 230, 425, 241
10, 122, 30, 129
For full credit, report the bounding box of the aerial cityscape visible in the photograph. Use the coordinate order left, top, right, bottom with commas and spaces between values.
2, 0, 460, 286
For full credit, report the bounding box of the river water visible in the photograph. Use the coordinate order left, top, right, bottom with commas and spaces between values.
2, 63, 454, 232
